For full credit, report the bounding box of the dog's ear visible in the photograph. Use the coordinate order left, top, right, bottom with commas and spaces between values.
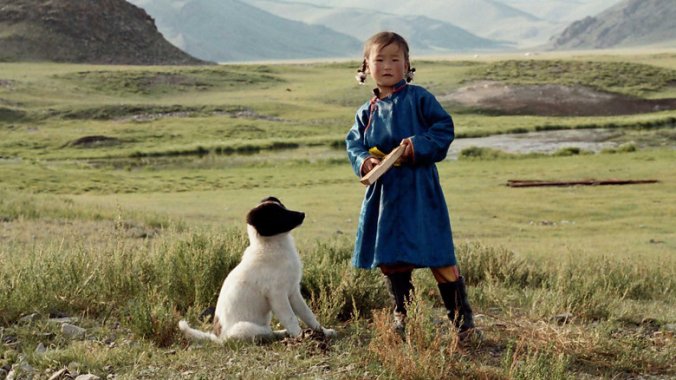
247, 201, 304, 236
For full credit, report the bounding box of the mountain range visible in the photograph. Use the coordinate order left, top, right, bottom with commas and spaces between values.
1, 0, 674, 64
131, 0, 674, 62
130, 0, 361, 61
548, 0, 676, 50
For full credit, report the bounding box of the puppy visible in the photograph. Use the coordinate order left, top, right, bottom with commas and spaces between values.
178, 196, 336, 343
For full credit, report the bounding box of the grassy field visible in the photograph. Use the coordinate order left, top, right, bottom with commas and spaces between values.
0, 52, 675, 379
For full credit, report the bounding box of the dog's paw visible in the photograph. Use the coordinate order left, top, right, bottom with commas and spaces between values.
178, 320, 189, 331
321, 327, 337, 338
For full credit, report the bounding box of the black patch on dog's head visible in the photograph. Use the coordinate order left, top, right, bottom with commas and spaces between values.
246, 197, 305, 236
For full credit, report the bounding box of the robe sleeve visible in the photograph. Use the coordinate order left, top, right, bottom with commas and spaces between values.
410, 89, 454, 165
345, 104, 372, 177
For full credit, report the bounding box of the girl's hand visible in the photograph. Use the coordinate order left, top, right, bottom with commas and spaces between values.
398, 138, 414, 164
361, 157, 381, 175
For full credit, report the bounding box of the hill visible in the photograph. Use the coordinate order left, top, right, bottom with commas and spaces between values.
499, 0, 623, 22
129, 0, 362, 62
0, 0, 206, 65
549, 0, 676, 49
248, 0, 560, 50
247, 0, 507, 53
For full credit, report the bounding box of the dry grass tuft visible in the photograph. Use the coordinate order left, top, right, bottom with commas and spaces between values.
368, 298, 503, 379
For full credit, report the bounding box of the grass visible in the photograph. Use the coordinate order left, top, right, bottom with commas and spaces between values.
1, 228, 672, 378
465, 60, 676, 97
0, 52, 675, 379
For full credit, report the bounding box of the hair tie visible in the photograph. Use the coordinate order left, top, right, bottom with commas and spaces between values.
406, 68, 416, 83
355, 70, 367, 85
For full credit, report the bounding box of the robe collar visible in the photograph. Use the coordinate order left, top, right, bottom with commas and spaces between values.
371, 79, 408, 102
365, 80, 408, 132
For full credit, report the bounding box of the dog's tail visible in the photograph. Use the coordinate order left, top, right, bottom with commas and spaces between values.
178, 320, 221, 344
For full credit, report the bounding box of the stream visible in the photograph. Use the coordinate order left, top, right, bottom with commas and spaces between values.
447, 128, 621, 159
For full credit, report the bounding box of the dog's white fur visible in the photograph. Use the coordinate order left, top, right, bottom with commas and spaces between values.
179, 223, 336, 343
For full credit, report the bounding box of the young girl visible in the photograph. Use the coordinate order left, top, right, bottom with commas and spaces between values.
346, 31, 475, 335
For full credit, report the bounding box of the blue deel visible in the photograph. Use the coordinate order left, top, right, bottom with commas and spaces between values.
346, 79, 458, 269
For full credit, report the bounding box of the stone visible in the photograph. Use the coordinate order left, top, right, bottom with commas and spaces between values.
61, 324, 86, 339
49, 317, 76, 324
75, 374, 101, 380
48, 368, 70, 380
552, 312, 573, 325
35, 343, 46, 354
18, 313, 39, 324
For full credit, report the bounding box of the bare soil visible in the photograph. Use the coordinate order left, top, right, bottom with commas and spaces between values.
67, 135, 121, 148
441, 81, 676, 116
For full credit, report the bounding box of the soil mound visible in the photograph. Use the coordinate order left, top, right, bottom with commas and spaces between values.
0, 0, 207, 65
67, 135, 121, 148
442, 81, 676, 116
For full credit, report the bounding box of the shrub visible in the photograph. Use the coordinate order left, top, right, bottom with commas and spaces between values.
553, 147, 586, 156
602, 142, 637, 154
459, 146, 511, 160
302, 239, 388, 323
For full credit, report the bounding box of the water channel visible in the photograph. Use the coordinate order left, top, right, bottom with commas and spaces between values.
447, 128, 622, 159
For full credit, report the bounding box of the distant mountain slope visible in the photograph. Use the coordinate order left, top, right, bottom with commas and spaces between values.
130, 0, 361, 62
0, 0, 206, 64
498, 0, 624, 22
254, 0, 559, 49
549, 0, 676, 49
247, 0, 507, 53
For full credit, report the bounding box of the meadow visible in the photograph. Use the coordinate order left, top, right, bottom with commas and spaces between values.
0, 51, 674, 379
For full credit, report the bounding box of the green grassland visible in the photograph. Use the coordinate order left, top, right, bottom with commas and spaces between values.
0, 52, 675, 379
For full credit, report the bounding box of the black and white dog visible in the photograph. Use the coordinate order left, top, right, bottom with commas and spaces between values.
178, 197, 336, 342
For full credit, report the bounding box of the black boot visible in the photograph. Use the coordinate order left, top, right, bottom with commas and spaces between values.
384, 271, 414, 332
437, 276, 475, 333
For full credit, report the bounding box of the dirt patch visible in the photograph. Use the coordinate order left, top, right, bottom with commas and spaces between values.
441, 81, 676, 116
0, 106, 25, 122
0, 79, 15, 88
67, 135, 121, 148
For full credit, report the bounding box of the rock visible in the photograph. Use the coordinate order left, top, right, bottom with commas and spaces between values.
6, 362, 35, 380
552, 312, 573, 325
1, 336, 18, 348
19, 363, 34, 374
18, 313, 39, 324
61, 324, 86, 339
35, 343, 46, 354
75, 375, 101, 380
49, 317, 77, 324
48, 368, 70, 380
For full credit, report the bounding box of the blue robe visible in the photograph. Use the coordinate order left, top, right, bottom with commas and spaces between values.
346, 79, 457, 269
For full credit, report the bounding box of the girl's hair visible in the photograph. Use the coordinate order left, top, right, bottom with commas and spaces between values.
356, 31, 415, 84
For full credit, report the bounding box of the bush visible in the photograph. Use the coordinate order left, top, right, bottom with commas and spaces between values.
602, 142, 637, 154
553, 147, 587, 156
302, 238, 388, 323
459, 146, 511, 160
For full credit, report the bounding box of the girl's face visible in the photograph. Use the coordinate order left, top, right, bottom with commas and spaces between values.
366, 43, 408, 93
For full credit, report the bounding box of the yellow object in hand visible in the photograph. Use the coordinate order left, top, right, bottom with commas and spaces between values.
369, 146, 400, 166
368, 146, 386, 158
